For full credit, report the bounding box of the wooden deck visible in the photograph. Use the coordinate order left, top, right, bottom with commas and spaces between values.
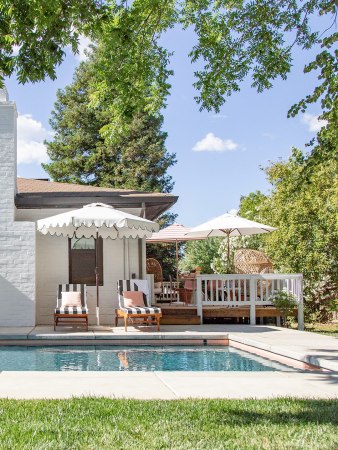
158, 304, 287, 325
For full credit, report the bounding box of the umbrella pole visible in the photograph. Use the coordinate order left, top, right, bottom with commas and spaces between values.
227, 231, 230, 272
95, 229, 100, 326
176, 239, 179, 283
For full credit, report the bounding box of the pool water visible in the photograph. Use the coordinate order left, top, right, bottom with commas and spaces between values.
0, 346, 296, 372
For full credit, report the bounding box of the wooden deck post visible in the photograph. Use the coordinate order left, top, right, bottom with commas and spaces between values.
297, 275, 304, 331
196, 276, 203, 324
249, 276, 256, 325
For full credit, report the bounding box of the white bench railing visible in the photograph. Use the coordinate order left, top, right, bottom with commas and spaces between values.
196, 274, 304, 330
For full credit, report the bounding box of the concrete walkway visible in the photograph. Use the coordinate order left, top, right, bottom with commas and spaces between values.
0, 371, 336, 399
0, 325, 336, 399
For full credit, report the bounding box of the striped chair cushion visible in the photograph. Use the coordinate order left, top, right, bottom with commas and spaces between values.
117, 280, 149, 307
120, 306, 161, 315
55, 306, 88, 315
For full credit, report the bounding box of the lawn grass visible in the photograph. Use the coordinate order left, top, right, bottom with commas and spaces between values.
305, 322, 338, 337
0, 398, 337, 449
290, 322, 338, 337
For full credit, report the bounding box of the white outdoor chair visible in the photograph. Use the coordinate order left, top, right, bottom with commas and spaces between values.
116, 279, 162, 331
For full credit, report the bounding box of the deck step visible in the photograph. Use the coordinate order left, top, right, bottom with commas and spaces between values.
161, 315, 201, 325
160, 307, 198, 317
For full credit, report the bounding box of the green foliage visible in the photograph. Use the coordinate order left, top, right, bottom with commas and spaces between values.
239, 148, 338, 322
43, 49, 176, 193
0, 0, 106, 86
180, 238, 223, 274
92, 0, 337, 138
269, 290, 298, 317
237, 191, 270, 251
212, 235, 262, 274
1, 1, 336, 149
91, 1, 176, 140
288, 32, 338, 164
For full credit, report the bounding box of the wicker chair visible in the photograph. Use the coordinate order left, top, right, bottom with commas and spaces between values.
234, 249, 273, 275
146, 258, 163, 301
234, 249, 273, 300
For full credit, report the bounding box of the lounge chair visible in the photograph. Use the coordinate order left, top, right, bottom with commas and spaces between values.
116, 279, 162, 331
54, 284, 88, 331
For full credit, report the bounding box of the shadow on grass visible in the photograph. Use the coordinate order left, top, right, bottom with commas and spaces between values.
181, 399, 338, 426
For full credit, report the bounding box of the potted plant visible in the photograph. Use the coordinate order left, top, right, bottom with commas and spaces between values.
269, 290, 298, 326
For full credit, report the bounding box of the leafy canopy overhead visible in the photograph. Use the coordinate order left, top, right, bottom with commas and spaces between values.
0, 0, 106, 85
1, 1, 336, 130
91, 0, 337, 140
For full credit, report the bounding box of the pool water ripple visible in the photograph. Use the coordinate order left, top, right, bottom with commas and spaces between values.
0, 346, 296, 372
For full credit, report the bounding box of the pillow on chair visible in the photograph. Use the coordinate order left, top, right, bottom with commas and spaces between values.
123, 291, 145, 307
61, 291, 82, 307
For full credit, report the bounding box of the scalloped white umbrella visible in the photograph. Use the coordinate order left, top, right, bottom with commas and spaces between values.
37, 203, 159, 324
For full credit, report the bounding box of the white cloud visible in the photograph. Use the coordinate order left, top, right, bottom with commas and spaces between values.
301, 113, 327, 133
17, 114, 53, 164
192, 132, 238, 152
75, 35, 93, 62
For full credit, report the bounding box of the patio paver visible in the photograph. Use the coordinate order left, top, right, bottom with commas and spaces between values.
0, 371, 336, 400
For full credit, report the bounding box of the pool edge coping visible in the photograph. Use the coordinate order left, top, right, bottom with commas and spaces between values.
0, 332, 336, 372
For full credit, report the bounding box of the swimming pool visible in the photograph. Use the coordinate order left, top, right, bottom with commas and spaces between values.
0, 346, 296, 371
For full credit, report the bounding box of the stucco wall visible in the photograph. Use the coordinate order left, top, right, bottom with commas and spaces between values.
0, 93, 36, 326
36, 233, 143, 325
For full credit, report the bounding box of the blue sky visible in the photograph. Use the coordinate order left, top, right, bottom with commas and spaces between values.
5, 27, 325, 227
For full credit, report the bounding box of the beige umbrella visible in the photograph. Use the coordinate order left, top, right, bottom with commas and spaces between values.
147, 223, 205, 282
185, 213, 276, 270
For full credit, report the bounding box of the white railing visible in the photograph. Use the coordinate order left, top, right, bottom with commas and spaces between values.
196, 274, 304, 330
161, 281, 180, 302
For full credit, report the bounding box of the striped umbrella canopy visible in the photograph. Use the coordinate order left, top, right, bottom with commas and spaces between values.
147, 223, 205, 281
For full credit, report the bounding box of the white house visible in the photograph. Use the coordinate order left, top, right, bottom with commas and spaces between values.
0, 87, 177, 326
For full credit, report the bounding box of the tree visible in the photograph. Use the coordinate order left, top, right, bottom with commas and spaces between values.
2, 1, 336, 149
239, 149, 338, 321
0, 0, 106, 86
180, 238, 223, 274
90, 0, 337, 141
43, 52, 176, 193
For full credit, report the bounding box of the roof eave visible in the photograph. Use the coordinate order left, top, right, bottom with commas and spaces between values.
15, 192, 178, 221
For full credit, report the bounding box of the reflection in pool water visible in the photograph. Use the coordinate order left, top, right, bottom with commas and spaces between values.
0, 346, 296, 372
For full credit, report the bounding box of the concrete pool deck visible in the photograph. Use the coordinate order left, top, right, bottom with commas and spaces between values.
0, 325, 337, 399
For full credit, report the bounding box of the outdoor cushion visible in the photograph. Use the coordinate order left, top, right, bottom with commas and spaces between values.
120, 306, 161, 314
123, 290, 145, 307
55, 306, 88, 314
61, 291, 82, 307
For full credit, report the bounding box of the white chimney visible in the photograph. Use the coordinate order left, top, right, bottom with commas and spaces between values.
0, 85, 18, 221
